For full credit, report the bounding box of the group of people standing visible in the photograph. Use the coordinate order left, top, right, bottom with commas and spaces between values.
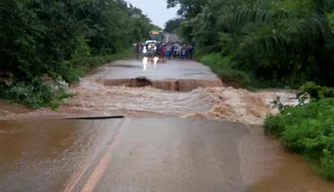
134, 41, 194, 62
157, 42, 194, 60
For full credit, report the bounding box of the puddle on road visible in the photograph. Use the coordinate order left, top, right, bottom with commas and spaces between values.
0, 59, 330, 191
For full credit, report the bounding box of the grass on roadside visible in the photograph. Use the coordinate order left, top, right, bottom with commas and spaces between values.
264, 83, 334, 180
197, 53, 251, 88
0, 78, 72, 109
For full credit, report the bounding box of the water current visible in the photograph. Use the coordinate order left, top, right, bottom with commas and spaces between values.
0, 59, 333, 191
0, 60, 299, 124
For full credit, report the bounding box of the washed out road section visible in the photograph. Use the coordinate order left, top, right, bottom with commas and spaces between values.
0, 59, 302, 125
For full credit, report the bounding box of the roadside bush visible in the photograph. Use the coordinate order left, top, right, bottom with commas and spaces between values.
0, 78, 72, 109
0, 49, 132, 109
198, 53, 251, 88
0, 0, 157, 109
301, 82, 334, 99
264, 93, 334, 179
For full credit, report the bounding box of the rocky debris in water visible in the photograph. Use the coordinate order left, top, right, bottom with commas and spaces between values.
136, 76, 148, 80
128, 76, 152, 87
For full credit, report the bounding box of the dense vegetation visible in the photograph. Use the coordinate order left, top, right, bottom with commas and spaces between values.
167, 0, 334, 89
265, 82, 334, 179
164, 18, 182, 33
0, 0, 158, 108
166, 0, 334, 180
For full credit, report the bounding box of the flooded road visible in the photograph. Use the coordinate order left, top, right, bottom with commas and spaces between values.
0, 59, 298, 124
1, 119, 334, 192
0, 59, 332, 191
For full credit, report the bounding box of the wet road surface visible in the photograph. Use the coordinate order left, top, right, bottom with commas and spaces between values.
163, 33, 179, 43
0, 59, 298, 123
0, 59, 332, 191
95, 59, 219, 80
1, 118, 334, 192
92, 59, 223, 91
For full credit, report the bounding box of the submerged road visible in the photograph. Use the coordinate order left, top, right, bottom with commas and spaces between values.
1, 119, 334, 192
0, 119, 247, 192
95, 59, 219, 80
88, 59, 223, 92
1, 60, 334, 192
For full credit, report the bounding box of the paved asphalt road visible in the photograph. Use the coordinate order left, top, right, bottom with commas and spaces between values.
0, 118, 250, 192
163, 33, 180, 42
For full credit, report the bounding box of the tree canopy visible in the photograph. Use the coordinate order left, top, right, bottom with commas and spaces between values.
0, 0, 155, 83
164, 18, 183, 32
167, 0, 334, 88
0, 0, 156, 108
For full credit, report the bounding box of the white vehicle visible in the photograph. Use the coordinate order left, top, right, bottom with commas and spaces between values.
144, 40, 157, 51
145, 40, 157, 44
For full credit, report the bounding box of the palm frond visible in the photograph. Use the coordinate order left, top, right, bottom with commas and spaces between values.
221, 6, 278, 29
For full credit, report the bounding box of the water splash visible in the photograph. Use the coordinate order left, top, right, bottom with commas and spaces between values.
0, 59, 306, 123
0, 83, 302, 125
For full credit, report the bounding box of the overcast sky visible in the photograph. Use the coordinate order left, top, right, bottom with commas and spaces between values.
126, 0, 179, 29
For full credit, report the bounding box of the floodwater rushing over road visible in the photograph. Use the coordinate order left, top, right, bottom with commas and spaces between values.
0, 60, 299, 124
0, 59, 333, 191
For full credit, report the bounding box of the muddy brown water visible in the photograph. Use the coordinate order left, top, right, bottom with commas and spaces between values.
0, 120, 334, 192
0, 59, 333, 191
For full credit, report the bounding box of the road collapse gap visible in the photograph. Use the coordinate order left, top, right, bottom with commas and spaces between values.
64, 116, 124, 120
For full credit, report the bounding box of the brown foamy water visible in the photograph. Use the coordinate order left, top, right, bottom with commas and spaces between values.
0, 83, 299, 125
0, 59, 300, 123
0, 59, 332, 191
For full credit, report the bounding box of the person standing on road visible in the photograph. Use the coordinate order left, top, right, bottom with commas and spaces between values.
189, 43, 193, 60
135, 42, 141, 60
176, 43, 182, 59
170, 45, 175, 59
166, 44, 172, 59
155, 41, 161, 58
160, 44, 166, 63
185, 44, 190, 60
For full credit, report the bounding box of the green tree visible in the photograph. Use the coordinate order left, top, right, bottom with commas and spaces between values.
164, 18, 183, 32
168, 0, 334, 88
0, 0, 156, 108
